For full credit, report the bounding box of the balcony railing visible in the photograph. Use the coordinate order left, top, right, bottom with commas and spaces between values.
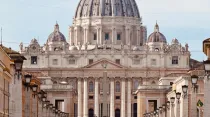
40, 84, 73, 91
138, 85, 171, 90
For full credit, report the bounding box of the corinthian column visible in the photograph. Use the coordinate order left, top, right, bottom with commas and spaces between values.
83, 78, 88, 117
136, 27, 140, 46
94, 78, 99, 117
78, 78, 82, 117
121, 78, 126, 117
99, 26, 103, 45
97, 27, 100, 44
83, 28, 87, 44
110, 78, 115, 117
127, 79, 132, 117
126, 28, 130, 45
112, 27, 116, 44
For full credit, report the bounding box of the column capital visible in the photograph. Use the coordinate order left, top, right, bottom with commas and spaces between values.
109, 77, 115, 81
95, 77, 100, 82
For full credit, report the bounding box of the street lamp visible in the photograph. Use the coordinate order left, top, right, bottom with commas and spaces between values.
42, 96, 46, 102
38, 92, 42, 99
182, 85, 188, 98
32, 84, 38, 98
170, 97, 175, 106
24, 74, 32, 90
14, 59, 24, 80
191, 75, 198, 85
176, 92, 181, 103
166, 101, 170, 109
162, 104, 166, 110
191, 75, 198, 93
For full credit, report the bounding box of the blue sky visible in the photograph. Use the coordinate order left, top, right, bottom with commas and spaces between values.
0, 0, 210, 61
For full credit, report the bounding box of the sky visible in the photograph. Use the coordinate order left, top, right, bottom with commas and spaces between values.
0, 0, 210, 61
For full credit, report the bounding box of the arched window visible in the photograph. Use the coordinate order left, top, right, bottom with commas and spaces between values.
134, 80, 139, 89
116, 81, 120, 92
89, 81, 94, 92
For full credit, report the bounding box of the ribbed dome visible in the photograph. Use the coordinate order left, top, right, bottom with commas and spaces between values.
47, 23, 66, 43
75, 0, 140, 18
147, 23, 167, 43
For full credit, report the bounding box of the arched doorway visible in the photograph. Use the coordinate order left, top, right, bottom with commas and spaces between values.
89, 108, 94, 117
115, 108, 120, 117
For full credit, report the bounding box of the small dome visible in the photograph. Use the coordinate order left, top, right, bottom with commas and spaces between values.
147, 23, 167, 43
69, 45, 78, 51
30, 38, 39, 45
171, 38, 179, 44
47, 23, 66, 43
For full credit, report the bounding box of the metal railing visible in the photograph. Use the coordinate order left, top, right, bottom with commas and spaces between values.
138, 85, 171, 90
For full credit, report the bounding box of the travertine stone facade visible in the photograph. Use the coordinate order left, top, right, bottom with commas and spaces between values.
20, 0, 192, 117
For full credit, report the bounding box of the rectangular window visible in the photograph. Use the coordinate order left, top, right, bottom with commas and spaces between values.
116, 96, 120, 100
53, 59, 58, 65
151, 59, 156, 65
31, 56, 37, 64
93, 33, 97, 40
115, 59, 120, 64
172, 56, 178, 64
69, 59, 76, 64
89, 59, 93, 64
105, 33, 109, 40
148, 100, 157, 112
89, 96, 94, 99
133, 59, 140, 65
55, 100, 64, 111
117, 33, 121, 40
134, 96, 137, 99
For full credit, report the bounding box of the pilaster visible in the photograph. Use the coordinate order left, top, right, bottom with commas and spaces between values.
110, 77, 115, 117
121, 77, 126, 117
127, 78, 132, 117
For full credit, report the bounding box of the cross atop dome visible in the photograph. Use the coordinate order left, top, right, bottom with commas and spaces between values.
54, 21, 59, 32
154, 21, 159, 32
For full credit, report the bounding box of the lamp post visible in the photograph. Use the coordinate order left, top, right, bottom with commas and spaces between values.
191, 75, 198, 117
166, 101, 170, 117
175, 92, 181, 117
170, 97, 175, 117
101, 61, 108, 117
159, 107, 162, 117
162, 104, 166, 117
23, 74, 32, 117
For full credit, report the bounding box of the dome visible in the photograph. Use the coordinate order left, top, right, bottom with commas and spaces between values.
47, 23, 66, 43
30, 38, 39, 45
147, 23, 167, 43
75, 0, 140, 18
171, 38, 179, 44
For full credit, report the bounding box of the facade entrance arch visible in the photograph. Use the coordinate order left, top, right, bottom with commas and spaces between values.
115, 108, 120, 117
88, 108, 94, 117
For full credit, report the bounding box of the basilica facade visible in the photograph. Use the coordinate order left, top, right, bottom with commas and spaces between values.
20, 0, 192, 117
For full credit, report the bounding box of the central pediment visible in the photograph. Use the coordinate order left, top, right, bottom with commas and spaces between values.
84, 58, 126, 69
